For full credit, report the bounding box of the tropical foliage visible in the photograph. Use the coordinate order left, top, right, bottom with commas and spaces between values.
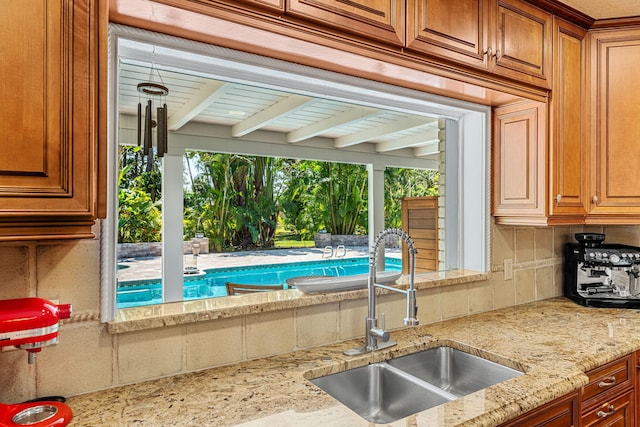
384, 167, 439, 228
118, 147, 162, 243
118, 148, 439, 249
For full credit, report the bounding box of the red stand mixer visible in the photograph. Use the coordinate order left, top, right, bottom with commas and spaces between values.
0, 298, 73, 427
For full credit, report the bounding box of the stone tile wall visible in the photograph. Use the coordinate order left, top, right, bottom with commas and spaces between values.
1, 221, 635, 401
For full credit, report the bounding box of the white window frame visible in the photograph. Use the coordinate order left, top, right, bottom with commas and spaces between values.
101, 24, 490, 322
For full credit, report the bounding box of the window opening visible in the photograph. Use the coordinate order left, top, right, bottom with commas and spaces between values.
103, 24, 490, 322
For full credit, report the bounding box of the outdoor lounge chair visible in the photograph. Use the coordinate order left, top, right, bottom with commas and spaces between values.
225, 282, 285, 295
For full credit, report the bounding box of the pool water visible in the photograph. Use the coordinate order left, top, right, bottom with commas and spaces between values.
117, 256, 401, 308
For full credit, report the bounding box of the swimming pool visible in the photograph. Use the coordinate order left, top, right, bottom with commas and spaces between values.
117, 256, 401, 308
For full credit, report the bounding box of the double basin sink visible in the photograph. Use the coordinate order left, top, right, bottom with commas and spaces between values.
310, 346, 523, 424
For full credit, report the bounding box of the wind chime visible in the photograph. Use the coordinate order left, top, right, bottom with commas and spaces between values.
137, 64, 169, 169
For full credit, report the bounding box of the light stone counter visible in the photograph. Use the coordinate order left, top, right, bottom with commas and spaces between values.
68, 298, 640, 426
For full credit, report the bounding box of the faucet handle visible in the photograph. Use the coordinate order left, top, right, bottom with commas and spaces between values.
370, 326, 390, 342
369, 313, 390, 342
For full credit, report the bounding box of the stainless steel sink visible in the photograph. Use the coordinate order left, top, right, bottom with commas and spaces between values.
388, 346, 523, 397
310, 362, 453, 424
310, 346, 523, 423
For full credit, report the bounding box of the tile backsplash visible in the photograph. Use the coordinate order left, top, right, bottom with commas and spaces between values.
1, 221, 630, 401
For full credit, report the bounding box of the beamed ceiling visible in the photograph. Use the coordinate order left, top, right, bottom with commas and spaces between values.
119, 60, 442, 160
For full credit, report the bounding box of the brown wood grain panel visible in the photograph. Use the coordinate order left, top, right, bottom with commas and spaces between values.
408, 209, 437, 219
498, 392, 579, 426
415, 250, 438, 260
412, 238, 438, 250
415, 261, 438, 272
494, 0, 552, 88
590, 28, 640, 216
0, 0, 58, 181
581, 355, 633, 409
493, 101, 546, 219
409, 229, 437, 240
402, 196, 438, 273
408, 218, 437, 229
286, 0, 404, 46
406, 0, 489, 68
581, 388, 634, 426
549, 17, 587, 217
600, 43, 640, 200
0, 0, 105, 239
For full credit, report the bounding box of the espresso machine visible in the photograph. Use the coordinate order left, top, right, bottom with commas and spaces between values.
563, 233, 640, 308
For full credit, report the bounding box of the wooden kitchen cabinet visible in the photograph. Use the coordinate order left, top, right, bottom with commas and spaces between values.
493, 0, 552, 88
580, 354, 635, 426
285, 0, 405, 46
492, 101, 547, 224
494, 20, 640, 226
581, 355, 633, 408
493, 16, 587, 226
548, 17, 588, 220
581, 389, 634, 427
585, 27, 640, 223
498, 391, 579, 426
407, 0, 552, 88
0, 0, 106, 241
498, 353, 637, 426
406, 0, 490, 69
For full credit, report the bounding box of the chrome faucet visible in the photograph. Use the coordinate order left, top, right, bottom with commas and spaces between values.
344, 228, 419, 356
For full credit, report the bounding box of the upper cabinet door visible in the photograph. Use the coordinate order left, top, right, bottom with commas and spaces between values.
492, 101, 547, 223
406, 0, 490, 68
0, 0, 105, 240
493, 0, 552, 88
589, 28, 640, 218
405, 0, 551, 88
285, 0, 405, 46
549, 18, 587, 219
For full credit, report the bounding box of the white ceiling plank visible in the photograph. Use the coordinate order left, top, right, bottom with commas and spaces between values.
414, 141, 440, 157
375, 128, 440, 152
334, 116, 437, 148
286, 106, 380, 143
167, 81, 229, 131
231, 94, 313, 137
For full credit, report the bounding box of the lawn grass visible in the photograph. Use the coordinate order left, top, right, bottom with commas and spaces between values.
274, 230, 314, 248
275, 239, 315, 248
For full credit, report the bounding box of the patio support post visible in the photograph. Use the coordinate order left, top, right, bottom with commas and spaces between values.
367, 163, 386, 271
162, 152, 185, 302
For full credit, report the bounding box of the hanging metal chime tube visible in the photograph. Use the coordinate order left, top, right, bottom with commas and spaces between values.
157, 103, 167, 157
143, 100, 152, 156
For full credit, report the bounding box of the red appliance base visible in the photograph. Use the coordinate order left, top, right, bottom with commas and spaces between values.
0, 401, 72, 427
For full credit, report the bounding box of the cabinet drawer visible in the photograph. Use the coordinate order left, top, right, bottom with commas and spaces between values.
582, 355, 633, 406
581, 387, 634, 427
498, 391, 579, 426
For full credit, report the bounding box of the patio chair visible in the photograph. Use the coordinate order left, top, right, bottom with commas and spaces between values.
225, 282, 285, 295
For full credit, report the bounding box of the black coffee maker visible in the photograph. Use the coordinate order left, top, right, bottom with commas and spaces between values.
563, 233, 640, 308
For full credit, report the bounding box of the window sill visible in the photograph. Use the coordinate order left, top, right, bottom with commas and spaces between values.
107, 269, 488, 334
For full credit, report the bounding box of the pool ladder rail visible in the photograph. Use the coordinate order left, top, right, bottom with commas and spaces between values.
322, 245, 347, 258
344, 228, 419, 356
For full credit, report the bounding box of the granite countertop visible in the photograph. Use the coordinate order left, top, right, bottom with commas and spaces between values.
67, 298, 640, 426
